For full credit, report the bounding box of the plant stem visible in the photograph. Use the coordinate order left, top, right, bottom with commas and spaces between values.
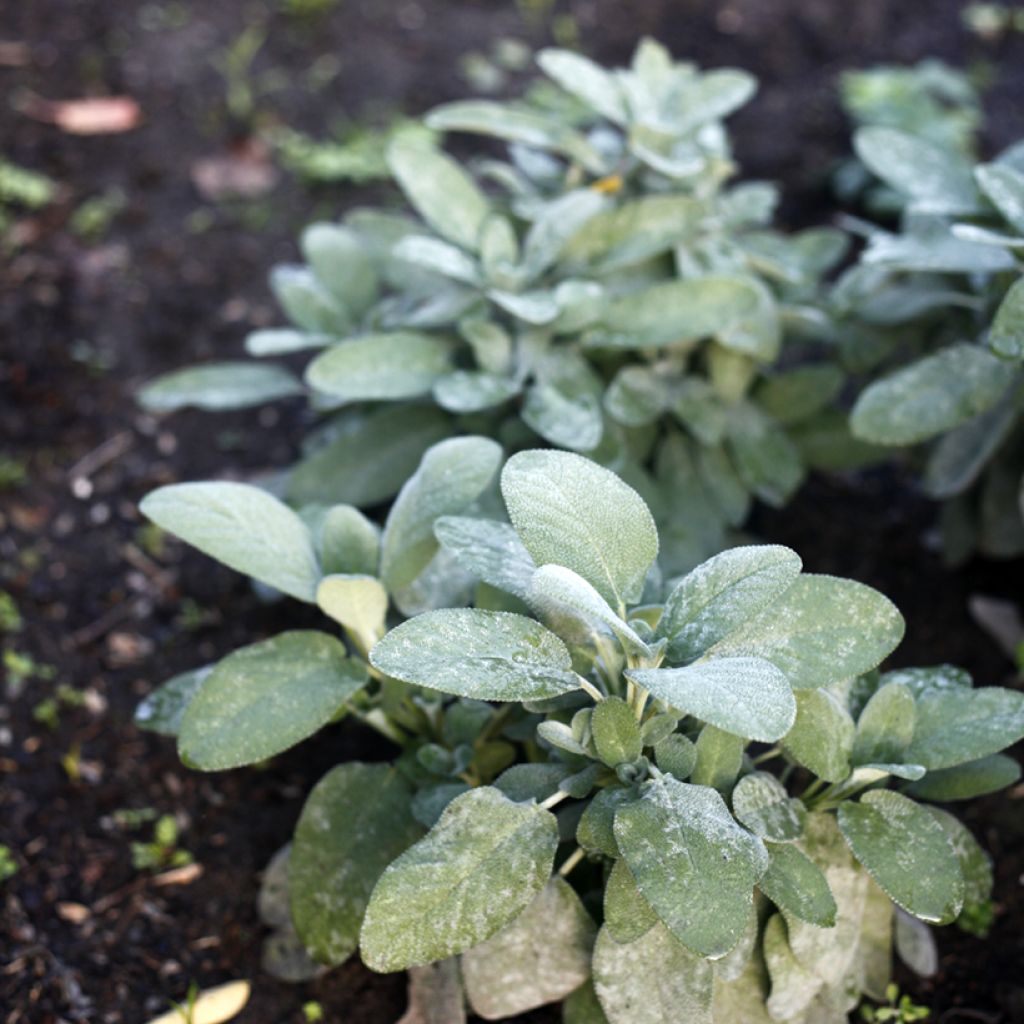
578, 676, 605, 702
558, 846, 586, 878
540, 790, 568, 811
752, 747, 782, 766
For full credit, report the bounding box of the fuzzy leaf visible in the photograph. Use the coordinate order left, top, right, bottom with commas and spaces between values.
141, 482, 320, 602
990, 277, 1024, 359
759, 844, 837, 927
522, 384, 603, 452
359, 787, 558, 970
709, 575, 905, 689
976, 162, 1024, 233
461, 878, 595, 1019
178, 631, 364, 770
433, 371, 519, 413
139, 362, 303, 412
782, 689, 855, 783
591, 696, 643, 768
290, 764, 421, 965
319, 504, 380, 577
853, 681, 915, 766
732, 772, 806, 842
604, 859, 658, 944
370, 608, 577, 701
434, 516, 536, 599
501, 450, 658, 610
134, 666, 211, 737
691, 725, 744, 790
536, 49, 627, 124
906, 753, 1021, 801
301, 222, 378, 315
838, 790, 964, 924
627, 658, 795, 743
894, 909, 938, 978
316, 575, 388, 648
615, 777, 768, 958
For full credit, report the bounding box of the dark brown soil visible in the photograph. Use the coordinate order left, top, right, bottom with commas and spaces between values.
1, 2, 1022, 1022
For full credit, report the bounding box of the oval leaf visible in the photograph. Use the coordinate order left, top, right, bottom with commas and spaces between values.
139, 362, 303, 412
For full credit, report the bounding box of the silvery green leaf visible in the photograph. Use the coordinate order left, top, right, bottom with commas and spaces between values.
134, 665, 212, 737
906, 686, 1024, 769
691, 725, 744, 790
627, 657, 795, 743
520, 190, 609, 280
862, 223, 1016, 273
536, 720, 588, 756
397, 960, 467, 1024
287, 404, 452, 509
732, 772, 806, 842
141, 482, 320, 602
726, 404, 804, 508
460, 317, 513, 374
178, 631, 364, 770
879, 664, 972, 698
319, 504, 379, 577
615, 777, 769, 958
696, 444, 750, 528
587, 277, 772, 351
592, 923, 713, 1024
536, 49, 628, 123
306, 332, 453, 402
359, 787, 559, 970
990, 277, 1024, 359
604, 858, 658, 943
951, 223, 1024, 248
489, 288, 561, 324
301, 222, 378, 316
425, 101, 607, 174
709, 575, 905, 690
928, 808, 994, 930
576, 786, 636, 858
258, 844, 291, 929
461, 878, 595, 1019
392, 235, 483, 286
603, 366, 669, 428
388, 134, 492, 252
591, 696, 643, 768
837, 790, 964, 923
976, 162, 1024, 233
782, 689, 855, 783
711, 949, 772, 1024
530, 565, 647, 654
522, 384, 604, 452
562, 980, 609, 1024
412, 784, 472, 829
494, 763, 571, 803
370, 608, 578, 701
861, 879, 895, 1001
755, 366, 845, 426
654, 734, 696, 780
380, 436, 502, 591
894, 908, 938, 978
271, 265, 350, 332
479, 214, 521, 284
261, 925, 321, 983
925, 392, 1018, 498
434, 516, 536, 599
763, 913, 822, 1021
851, 343, 1013, 445
852, 681, 915, 766
433, 371, 519, 413
760, 845, 837, 928
671, 68, 758, 132
244, 329, 334, 357
553, 279, 607, 333
501, 450, 659, 610
671, 378, 728, 444
316, 575, 388, 649
290, 763, 421, 965
658, 544, 801, 663
138, 362, 303, 412
906, 753, 1021, 801
854, 127, 980, 213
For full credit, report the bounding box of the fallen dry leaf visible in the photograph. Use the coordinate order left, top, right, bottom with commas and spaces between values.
21, 94, 142, 135
56, 902, 91, 924
153, 862, 203, 887
191, 138, 278, 201
145, 980, 250, 1024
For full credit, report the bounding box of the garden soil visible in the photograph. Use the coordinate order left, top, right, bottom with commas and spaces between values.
2, 1, 1022, 1021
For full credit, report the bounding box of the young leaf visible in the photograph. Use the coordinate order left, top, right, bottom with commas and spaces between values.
654, 734, 696, 780
501, 450, 658, 610
494, 763, 572, 804
286, 404, 452, 509
536, 49, 628, 124
316, 575, 388, 649
658, 545, 802, 663
359, 787, 559, 971
576, 786, 636, 858
604, 858, 658, 944
906, 686, 1024, 769
290, 764, 421, 965
370, 608, 578, 701
591, 696, 643, 768
141, 482, 320, 602
178, 631, 364, 770
592, 923, 714, 1024
691, 725, 744, 790
759, 844, 837, 928
301, 222, 378, 316
781, 689, 855, 783
305, 332, 453, 402
319, 504, 380, 577
434, 516, 536, 599
614, 777, 769, 958
708, 575, 905, 689
906, 753, 1022, 801
850, 343, 1012, 445
139, 362, 303, 412
387, 134, 492, 252
731, 772, 806, 842
852, 681, 915, 766
838, 790, 964, 924
461, 878, 596, 1019
522, 384, 604, 452
520, 190, 609, 280
627, 657, 796, 743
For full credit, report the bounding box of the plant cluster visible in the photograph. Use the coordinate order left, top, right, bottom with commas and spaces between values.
134, 40, 1024, 1024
